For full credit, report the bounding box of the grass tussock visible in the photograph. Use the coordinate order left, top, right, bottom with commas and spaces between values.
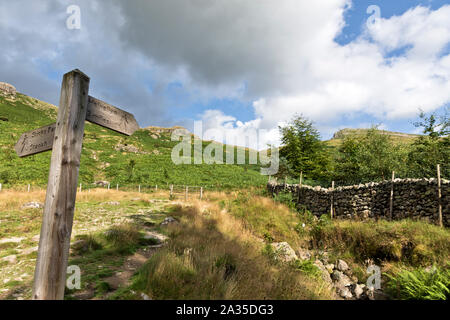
214, 191, 307, 248
129, 203, 334, 300
0, 190, 46, 211
310, 218, 450, 267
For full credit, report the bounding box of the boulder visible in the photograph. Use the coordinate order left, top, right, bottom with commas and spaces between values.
314, 260, 333, 284
336, 259, 349, 272
161, 217, 178, 226
339, 287, 353, 299
325, 264, 335, 274
270, 242, 298, 263
353, 284, 365, 300
22, 202, 44, 209
0, 237, 25, 245
143, 231, 168, 244
297, 248, 312, 261
2, 255, 17, 264
95, 181, 110, 187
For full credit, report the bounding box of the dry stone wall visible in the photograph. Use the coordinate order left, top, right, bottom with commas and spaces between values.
268, 178, 449, 227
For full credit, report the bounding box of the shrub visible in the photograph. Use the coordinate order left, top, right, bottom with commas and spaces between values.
386, 267, 450, 300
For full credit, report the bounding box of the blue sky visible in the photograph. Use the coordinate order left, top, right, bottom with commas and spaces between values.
1, 0, 449, 146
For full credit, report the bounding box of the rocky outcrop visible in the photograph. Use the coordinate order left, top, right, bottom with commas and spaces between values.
268, 178, 449, 227
0, 82, 16, 97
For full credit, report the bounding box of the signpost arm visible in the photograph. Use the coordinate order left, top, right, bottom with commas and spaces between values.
32, 70, 90, 300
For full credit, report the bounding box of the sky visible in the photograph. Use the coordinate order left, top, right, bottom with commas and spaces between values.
0, 0, 449, 149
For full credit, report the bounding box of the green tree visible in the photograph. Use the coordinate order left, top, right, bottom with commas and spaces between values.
408, 109, 449, 179
273, 157, 293, 181
279, 115, 331, 181
335, 127, 407, 183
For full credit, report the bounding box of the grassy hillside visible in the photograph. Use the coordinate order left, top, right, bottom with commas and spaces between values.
324, 128, 421, 148
0, 92, 267, 189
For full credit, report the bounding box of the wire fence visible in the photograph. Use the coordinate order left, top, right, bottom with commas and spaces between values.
0, 182, 206, 200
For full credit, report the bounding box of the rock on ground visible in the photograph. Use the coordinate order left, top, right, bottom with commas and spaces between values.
161, 217, 178, 226
1, 255, 17, 264
21, 202, 44, 209
271, 242, 298, 263
0, 237, 25, 245
336, 259, 349, 272
143, 231, 168, 244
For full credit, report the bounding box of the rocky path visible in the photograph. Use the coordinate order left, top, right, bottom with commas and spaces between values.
0, 196, 179, 300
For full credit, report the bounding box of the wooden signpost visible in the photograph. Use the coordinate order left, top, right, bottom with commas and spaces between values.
14, 69, 139, 300
15, 123, 56, 157
15, 97, 138, 158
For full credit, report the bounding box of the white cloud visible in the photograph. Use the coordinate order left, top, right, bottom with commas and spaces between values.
196, 4, 450, 147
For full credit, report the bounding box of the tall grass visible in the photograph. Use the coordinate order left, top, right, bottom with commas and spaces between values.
128, 202, 334, 300
310, 219, 450, 267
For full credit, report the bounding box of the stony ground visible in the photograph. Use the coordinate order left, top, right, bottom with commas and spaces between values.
0, 190, 182, 300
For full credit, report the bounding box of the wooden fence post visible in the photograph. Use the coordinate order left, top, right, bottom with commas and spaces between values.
138, 185, 141, 193
79, 183, 82, 193
156, 185, 158, 191
297, 171, 303, 202
185, 186, 188, 201
200, 187, 203, 200
389, 171, 395, 220
437, 164, 442, 227
170, 185, 173, 197
0, 183, 2, 192
32, 70, 90, 300
116, 184, 119, 191
330, 181, 335, 219
108, 183, 110, 191
28, 184, 31, 193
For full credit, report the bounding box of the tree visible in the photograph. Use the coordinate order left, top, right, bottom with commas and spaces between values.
334, 127, 407, 183
273, 157, 293, 181
279, 115, 331, 181
408, 109, 449, 179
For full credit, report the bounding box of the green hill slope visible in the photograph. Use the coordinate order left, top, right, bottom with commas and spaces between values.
0, 92, 267, 189
324, 128, 421, 148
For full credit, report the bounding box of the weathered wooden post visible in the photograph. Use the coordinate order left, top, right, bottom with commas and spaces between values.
200, 187, 203, 200
14, 69, 139, 300
155, 185, 158, 191
108, 183, 110, 191
330, 181, 335, 219
116, 184, 119, 191
0, 183, 2, 192
297, 172, 303, 203
32, 70, 90, 300
389, 171, 395, 220
170, 185, 173, 197
437, 164, 442, 227
185, 186, 188, 201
